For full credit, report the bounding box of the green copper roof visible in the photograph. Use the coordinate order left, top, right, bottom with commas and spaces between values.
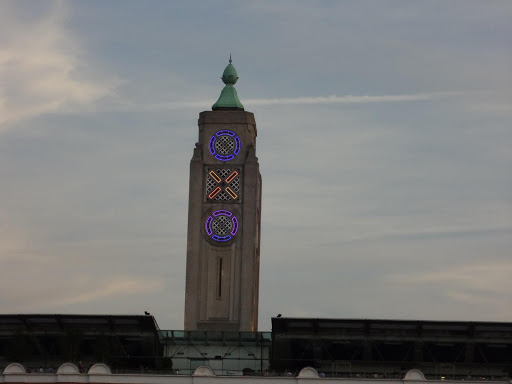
212, 56, 244, 111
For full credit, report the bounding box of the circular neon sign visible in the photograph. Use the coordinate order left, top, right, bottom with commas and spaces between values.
205, 210, 239, 242
209, 130, 241, 161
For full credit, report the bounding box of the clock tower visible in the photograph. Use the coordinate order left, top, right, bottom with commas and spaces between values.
184, 59, 261, 331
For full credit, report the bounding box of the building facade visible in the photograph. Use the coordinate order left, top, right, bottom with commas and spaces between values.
184, 59, 261, 332
271, 317, 512, 379
1, 363, 510, 384
161, 330, 270, 376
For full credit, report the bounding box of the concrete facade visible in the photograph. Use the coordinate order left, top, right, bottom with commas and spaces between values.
1, 364, 509, 384
184, 110, 261, 332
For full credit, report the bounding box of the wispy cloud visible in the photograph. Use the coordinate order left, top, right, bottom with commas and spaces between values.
137, 91, 465, 111
0, 2, 115, 128
245, 92, 465, 106
49, 276, 165, 308
0, 274, 165, 313
390, 261, 512, 306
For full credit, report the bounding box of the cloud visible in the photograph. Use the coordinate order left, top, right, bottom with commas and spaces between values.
135, 91, 465, 111
0, 269, 165, 313
245, 92, 465, 106
390, 261, 512, 306
0, 225, 165, 313
0, 1, 114, 129
393, 262, 512, 288
48, 276, 165, 308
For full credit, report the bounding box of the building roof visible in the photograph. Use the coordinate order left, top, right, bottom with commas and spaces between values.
271, 317, 512, 342
0, 314, 160, 335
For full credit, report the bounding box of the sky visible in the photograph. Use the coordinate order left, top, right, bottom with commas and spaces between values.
0, 0, 511, 330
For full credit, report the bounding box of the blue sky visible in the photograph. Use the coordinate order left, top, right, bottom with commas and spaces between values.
0, 0, 511, 329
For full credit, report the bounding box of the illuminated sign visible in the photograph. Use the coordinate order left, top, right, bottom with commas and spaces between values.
209, 130, 241, 161
205, 210, 239, 242
206, 169, 240, 201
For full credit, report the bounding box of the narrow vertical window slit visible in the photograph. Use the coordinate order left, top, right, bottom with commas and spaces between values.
218, 258, 223, 298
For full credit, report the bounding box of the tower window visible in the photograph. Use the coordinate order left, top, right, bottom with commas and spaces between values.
217, 257, 223, 298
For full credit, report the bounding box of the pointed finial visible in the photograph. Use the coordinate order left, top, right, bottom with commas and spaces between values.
212, 58, 244, 110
